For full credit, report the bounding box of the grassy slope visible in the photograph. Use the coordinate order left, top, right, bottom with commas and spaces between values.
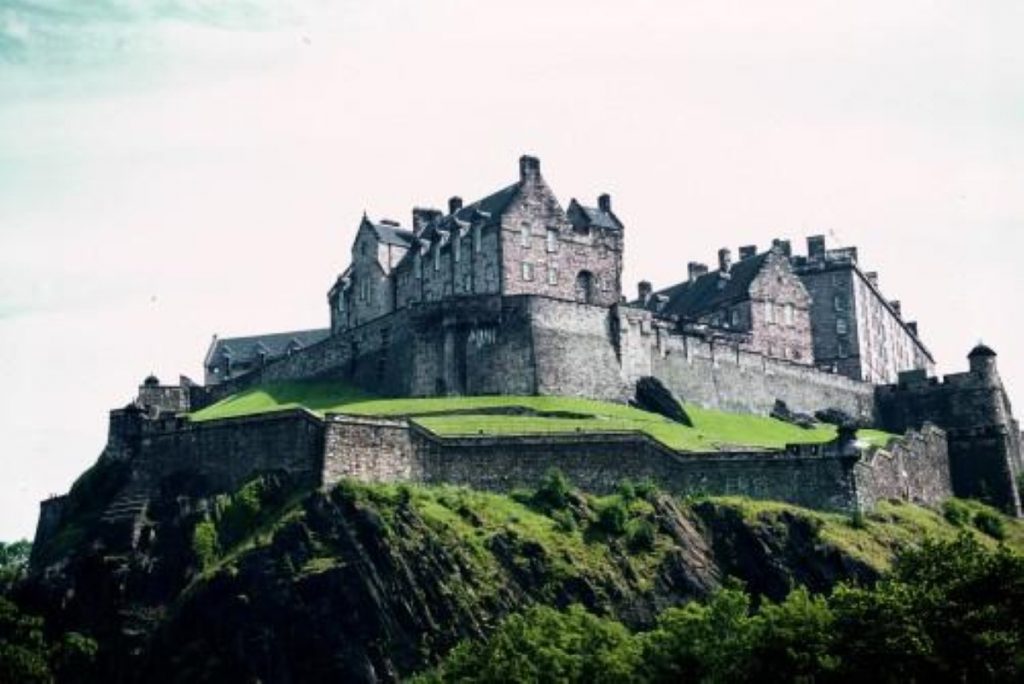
190, 380, 892, 452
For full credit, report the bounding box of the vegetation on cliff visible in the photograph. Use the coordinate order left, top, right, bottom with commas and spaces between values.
188, 379, 893, 450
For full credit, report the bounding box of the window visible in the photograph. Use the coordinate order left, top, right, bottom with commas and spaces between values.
764, 300, 775, 324
784, 304, 794, 326
434, 243, 441, 271
473, 225, 481, 253
520, 224, 532, 248
730, 309, 741, 327
836, 318, 848, 335
838, 341, 850, 357
414, 253, 422, 278
547, 265, 558, 285
522, 261, 534, 281
454, 235, 461, 263
834, 295, 847, 312
546, 228, 558, 253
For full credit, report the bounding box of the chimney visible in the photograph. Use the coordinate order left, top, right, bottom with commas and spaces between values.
638, 280, 653, 304
738, 245, 757, 260
519, 155, 541, 181
412, 207, 442, 232
807, 235, 826, 260
865, 271, 879, 289
448, 196, 463, 214
718, 248, 732, 274
772, 238, 792, 257
889, 300, 902, 318
688, 262, 709, 282
598, 193, 612, 213
906, 321, 918, 336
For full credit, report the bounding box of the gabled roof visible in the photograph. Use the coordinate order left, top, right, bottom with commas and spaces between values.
363, 218, 415, 247
567, 199, 622, 231
643, 253, 770, 319
204, 328, 331, 367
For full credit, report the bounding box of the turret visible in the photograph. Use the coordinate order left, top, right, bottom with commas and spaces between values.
968, 343, 999, 383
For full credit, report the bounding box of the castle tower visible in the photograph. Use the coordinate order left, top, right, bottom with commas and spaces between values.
968, 343, 999, 383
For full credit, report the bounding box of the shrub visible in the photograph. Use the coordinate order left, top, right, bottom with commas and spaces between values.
626, 519, 656, 552
634, 479, 659, 501
617, 481, 637, 502
942, 499, 972, 527
533, 469, 572, 512
552, 509, 577, 534
191, 520, 219, 570
973, 509, 1006, 540
597, 501, 628, 536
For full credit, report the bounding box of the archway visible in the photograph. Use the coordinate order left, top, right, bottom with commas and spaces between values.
575, 270, 595, 304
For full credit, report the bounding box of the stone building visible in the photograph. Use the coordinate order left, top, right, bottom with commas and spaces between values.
204, 329, 330, 385
634, 243, 814, 365
327, 155, 623, 333
791, 235, 933, 384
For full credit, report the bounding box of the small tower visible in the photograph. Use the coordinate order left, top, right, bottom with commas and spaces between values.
968, 343, 999, 384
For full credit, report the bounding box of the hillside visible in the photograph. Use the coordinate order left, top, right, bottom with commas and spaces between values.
17, 469, 1023, 683
189, 380, 893, 451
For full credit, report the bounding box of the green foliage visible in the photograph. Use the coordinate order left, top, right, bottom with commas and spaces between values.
422, 534, 1024, 683
943, 498, 972, 527
0, 596, 51, 683
532, 469, 572, 512
973, 508, 1007, 540
625, 519, 656, 552
617, 480, 637, 502
51, 632, 99, 684
0, 540, 31, 592
551, 509, 577, 534
596, 500, 628, 536
412, 604, 642, 684
191, 520, 219, 570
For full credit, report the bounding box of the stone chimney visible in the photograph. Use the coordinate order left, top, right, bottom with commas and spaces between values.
718, 248, 732, 274
412, 207, 442, 232
738, 245, 757, 260
807, 235, 826, 260
865, 271, 879, 289
906, 321, 918, 336
772, 238, 792, 257
519, 155, 541, 182
688, 262, 709, 282
598, 193, 612, 213
889, 300, 902, 318
638, 280, 653, 304
448, 196, 463, 214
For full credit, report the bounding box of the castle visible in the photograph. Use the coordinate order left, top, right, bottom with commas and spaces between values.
32, 156, 1023, 562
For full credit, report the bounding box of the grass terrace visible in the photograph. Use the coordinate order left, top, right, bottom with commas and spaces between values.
189, 380, 894, 452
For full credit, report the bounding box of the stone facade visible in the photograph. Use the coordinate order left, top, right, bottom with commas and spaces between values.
791, 235, 933, 384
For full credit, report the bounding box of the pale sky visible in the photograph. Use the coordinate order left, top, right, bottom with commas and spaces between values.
2, 0, 1022, 540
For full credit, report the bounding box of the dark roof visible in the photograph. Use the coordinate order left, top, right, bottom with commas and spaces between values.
645, 253, 769, 318
969, 343, 997, 359
206, 328, 331, 366
567, 199, 622, 231
367, 220, 415, 247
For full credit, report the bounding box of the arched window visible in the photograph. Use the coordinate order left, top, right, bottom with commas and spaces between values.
575, 270, 595, 304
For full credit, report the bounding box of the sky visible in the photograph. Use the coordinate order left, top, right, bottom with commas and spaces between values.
1, 0, 1022, 540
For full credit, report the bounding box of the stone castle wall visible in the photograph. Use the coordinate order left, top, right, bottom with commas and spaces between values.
852, 424, 951, 511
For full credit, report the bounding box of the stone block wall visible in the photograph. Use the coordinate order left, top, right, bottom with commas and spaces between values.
322, 416, 418, 487
852, 425, 952, 511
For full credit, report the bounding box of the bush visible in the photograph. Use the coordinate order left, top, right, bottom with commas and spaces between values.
942, 499, 972, 527
533, 469, 572, 512
551, 509, 577, 534
633, 480, 659, 501
973, 509, 1006, 540
597, 501, 628, 536
191, 520, 219, 570
626, 519, 656, 552
617, 481, 637, 502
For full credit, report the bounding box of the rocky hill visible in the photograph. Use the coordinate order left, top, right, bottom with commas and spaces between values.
16, 461, 1023, 683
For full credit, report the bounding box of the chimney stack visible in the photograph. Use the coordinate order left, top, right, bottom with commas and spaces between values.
865, 271, 879, 289
738, 245, 757, 260
906, 321, 918, 336
598, 193, 612, 213
718, 248, 732, 274
688, 262, 709, 282
519, 155, 541, 182
412, 207, 442, 232
772, 238, 792, 257
889, 300, 902, 318
807, 235, 826, 260
448, 196, 463, 214
638, 280, 653, 304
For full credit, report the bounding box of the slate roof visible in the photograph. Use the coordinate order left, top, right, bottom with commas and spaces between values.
367, 220, 415, 247
641, 253, 769, 319
205, 328, 331, 367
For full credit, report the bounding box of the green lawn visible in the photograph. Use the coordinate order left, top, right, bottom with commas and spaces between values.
190, 379, 893, 452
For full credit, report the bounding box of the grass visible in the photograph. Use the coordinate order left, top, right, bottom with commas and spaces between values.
190, 379, 894, 453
